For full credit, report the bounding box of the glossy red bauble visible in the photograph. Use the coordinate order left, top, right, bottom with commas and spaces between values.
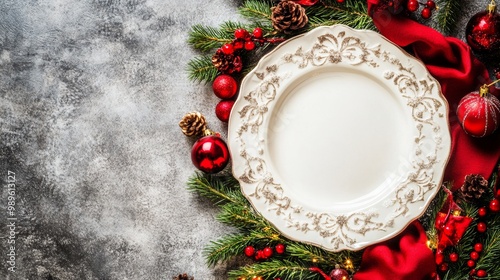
456, 89, 500, 137
449, 252, 459, 262
191, 135, 229, 173
329, 265, 349, 280
215, 100, 235, 123
474, 242, 484, 252
421, 7, 432, 19
478, 207, 488, 217
470, 251, 480, 260
213, 74, 238, 99
465, 5, 500, 58
406, 0, 419, 12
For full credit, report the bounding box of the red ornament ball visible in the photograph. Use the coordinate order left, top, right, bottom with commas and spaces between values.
489, 198, 500, 212
213, 74, 238, 99
477, 269, 488, 278
449, 252, 459, 262
329, 265, 349, 280
474, 242, 484, 252
477, 221, 487, 233
244, 246, 255, 257
215, 100, 235, 123
456, 88, 500, 137
275, 243, 286, 254
263, 247, 273, 258
467, 259, 476, 268
478, 207, 488, 217
191, 135, 229, 173
465, 5, 500, 58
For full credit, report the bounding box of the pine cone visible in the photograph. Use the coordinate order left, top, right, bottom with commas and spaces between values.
212, 49, 243, 74
459, 174, 489, 201
179, 112, 207, 137
271, 1, 308, 34
173, 273, 194, 280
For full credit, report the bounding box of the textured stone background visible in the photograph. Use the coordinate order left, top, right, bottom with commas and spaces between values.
0, 0, 489, 279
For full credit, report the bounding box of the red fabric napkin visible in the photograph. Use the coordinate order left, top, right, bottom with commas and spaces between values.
354, 1, 500, 279
353, 221, 436, 280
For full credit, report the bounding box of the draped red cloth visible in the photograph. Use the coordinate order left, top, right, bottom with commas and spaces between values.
354, 1, 500, 279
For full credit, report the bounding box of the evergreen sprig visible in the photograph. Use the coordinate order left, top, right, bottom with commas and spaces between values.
308, 0, 375, 30
204, 231, 283, 267
228, 259, 319, 280
434, 0, 462, 35
186, 55, 218, 84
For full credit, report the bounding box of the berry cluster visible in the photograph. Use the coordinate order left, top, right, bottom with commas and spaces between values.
439, 189, 500, 278
406, 0, 437, 19
244, 243, 286, 261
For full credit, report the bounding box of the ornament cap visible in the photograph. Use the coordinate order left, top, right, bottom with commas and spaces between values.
488, 0, 496, 13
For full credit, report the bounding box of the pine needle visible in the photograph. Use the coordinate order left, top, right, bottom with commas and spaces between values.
434, 0, 462, 35
228, 259, 319, 280
186, 55, 218, 84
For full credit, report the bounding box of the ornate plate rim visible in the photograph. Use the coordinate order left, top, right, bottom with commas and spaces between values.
228, 25, 451, 251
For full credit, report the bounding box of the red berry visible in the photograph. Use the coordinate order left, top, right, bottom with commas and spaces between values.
244, 246, 255, 257
489, 198, 500, 212
435, 251, 444, 265
449, 252, 459, 262
477, 222, 487, 233
221, 43, 234, 55
407, 0, 419, 12
233, 40, 244, 50
255, 250, 265, 261
244, 41, 255, 51
215, 100, 235, 123
467, 259, 476, 268
252, 27, 263, 39
426, 0, 436, 10
421, 7, 432, 19
478, 207, 488, 217
275, 243, 285, 254
439, 263, 448, 272
234, 28, 248, 39
496, 189, 500, 198
477, 269, 487, 277
213, 74, 238, 99
474, 243, 484, 252
263, 247, 273, 258
470, 251, 480, 260
337, 0, 345, 3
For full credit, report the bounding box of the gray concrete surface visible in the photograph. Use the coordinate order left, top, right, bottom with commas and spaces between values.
0, 0, 489, 279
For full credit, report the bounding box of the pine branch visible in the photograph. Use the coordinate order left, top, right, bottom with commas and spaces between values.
228, 259, 319, 280
307, 0, 375, 31
217, 202, 272, 230
239, 0, 274, 26
187, 55, 218, 84
434, 0, 462, 35
286, 243, 360, 267
204, 231, 283, 267
187, 172, 247, 206
188, 24, 234, 52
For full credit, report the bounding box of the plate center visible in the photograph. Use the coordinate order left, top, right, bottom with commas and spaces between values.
267, 69, 411, 209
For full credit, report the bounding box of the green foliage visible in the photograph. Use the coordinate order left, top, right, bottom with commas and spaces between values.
228, 259, 319, 280
307, 0, 375, 31
434, 0, 462, 35
186, 55, 218, 84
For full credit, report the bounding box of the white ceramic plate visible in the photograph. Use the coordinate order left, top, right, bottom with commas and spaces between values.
228, 25, 451, 251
